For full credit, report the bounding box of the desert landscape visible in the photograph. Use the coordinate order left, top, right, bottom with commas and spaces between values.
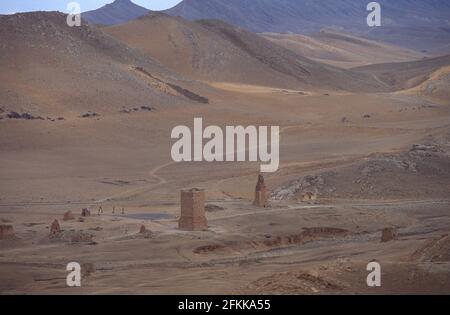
0, 0, 450, 295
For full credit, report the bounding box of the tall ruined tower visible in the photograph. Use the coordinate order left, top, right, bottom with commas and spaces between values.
179, 188, 208, 231
0, 225, 14, 240
253, 174, 267, 207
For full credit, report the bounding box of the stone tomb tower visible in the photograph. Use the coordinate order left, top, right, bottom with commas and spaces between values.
179, 188, 208, 231
253, 174, 268, 207
0, 225, 14, 240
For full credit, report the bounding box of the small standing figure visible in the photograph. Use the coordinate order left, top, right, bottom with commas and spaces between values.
121, 207, 125, 215
98, 206, 103, 216
112, 206, 116, 215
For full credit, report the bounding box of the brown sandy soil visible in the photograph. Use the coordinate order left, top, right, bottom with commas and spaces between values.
1, 86, 450, 294
1, 12, 450, 295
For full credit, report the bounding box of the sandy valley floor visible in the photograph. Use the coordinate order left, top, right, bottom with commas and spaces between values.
1, 86, 449, 294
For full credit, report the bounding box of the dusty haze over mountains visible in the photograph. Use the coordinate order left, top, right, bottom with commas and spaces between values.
84, 0, 450, 52
0, 0, 450, 295
165, 0, 450, 52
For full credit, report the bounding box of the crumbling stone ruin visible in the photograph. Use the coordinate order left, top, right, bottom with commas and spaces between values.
63, 210, 75, 221
138, 225, 153, 238
0, 225, 15, 240
205, 204, 225, 212
71, 231, 94, 244
381, 228, 397, 242
301, 192, 317, 202
50, 219, 61, 236
253, 175, 268, 207
81, 208, 91, 217
179, 188, 208, 231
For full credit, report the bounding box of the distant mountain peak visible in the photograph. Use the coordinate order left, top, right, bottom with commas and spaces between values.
83, 0, 149, 26
164, 0, 450, 51
110, 0, 134, 5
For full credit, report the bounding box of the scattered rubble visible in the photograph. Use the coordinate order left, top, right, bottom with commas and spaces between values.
70, 231, 94, 244
63, 210, 75, 221
271, 175, 324, 201
80, 111, 100, 118
138, 225, 153, 238
271, 135, 450, 200
301, 192, 317, 202
6, 111, 44, 120
195, 227, 349, 254
167, 83, 209, 104
119, 106, 154, 114
244, 271, 342, 294
205, 204, 225, 212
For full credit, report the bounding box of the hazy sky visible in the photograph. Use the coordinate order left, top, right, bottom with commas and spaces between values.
0, 0, 183, 14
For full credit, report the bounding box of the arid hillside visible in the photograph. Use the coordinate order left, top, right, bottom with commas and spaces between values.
165, 0, 450, 52
263, 30, 425, 69
0, 12, 209, 121
104, 13, 392, 92
354, 55, 450, 92
399, 65, 450, 104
